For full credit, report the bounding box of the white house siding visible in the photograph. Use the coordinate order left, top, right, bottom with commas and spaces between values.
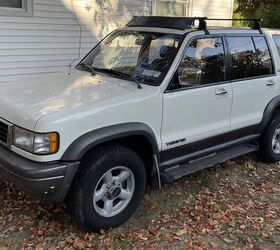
192, 0, 234, 26
0, 0, 152, 83
0, 0, 234, 83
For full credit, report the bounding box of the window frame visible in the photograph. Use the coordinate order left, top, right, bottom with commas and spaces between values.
273, 34, 280, 57
225, 33, 276, 83
76, 30, 186, 87
153, 0, 192, 17
0, 0, 33, 17
166, 34, 230, 93
226, 36, 260, 81
252, 36, 275, 76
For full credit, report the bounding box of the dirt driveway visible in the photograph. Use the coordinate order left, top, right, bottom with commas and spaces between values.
0, 154, 279, 249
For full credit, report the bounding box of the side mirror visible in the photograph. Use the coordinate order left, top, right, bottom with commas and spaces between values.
178, 67, 202, 86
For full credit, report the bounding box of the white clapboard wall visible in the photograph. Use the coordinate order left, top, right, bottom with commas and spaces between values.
0, 0, 233, 83
0, 0, 152, 83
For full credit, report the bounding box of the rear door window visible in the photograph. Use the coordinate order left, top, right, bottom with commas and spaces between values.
253, 36, 274, 76
273, 35, 280, 56
227, 37, 259, 80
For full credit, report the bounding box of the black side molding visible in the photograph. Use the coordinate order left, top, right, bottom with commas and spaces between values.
161, 143, 259, 183
61, 123, 159, 161
259, 96, 280, 133
160, 125, 259, 166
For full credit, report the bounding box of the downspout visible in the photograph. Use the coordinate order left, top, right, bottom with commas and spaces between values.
69, 0, 83, 70
229, 0, 234, 26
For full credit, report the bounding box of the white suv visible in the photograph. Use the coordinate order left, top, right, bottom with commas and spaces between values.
0, 17, 280, 232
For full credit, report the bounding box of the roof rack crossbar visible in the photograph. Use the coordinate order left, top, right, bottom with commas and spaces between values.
204, 18, 263, 30
125, 16, 263, 31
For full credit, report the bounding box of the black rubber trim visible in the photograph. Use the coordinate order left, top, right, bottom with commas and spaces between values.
0, 147, 66, 179
160, 125, 259, 164
61, 123, 159, 161
126, 16, 196, 30
0, 145, 79, 201
161, 143, 258, 181
259, 96, 280, 133
160, 134, 259, 169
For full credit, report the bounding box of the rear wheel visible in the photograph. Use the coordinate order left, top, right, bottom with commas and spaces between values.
259, 114, 280, 163
67, 145, 146, 232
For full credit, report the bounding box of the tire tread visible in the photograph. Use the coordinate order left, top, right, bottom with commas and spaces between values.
66, 145, 146, 232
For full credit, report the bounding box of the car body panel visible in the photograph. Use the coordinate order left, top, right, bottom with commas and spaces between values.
0, 70, 138, 130
0, 27, 279, 165
1, 69, 162, 162
162, 82, 233, 151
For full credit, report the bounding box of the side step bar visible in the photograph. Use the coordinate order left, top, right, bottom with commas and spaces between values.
160, 143, 258, 183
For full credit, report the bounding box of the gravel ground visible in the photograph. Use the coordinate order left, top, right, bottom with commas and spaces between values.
0, 154, 279, 249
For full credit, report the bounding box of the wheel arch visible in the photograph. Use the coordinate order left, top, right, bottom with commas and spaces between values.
61, 123, 160, 185
259, 96, 280, 133
61, 122, 159, 161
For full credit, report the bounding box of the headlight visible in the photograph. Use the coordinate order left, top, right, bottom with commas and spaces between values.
13, 126, 59, 155
13, 126, 34, 152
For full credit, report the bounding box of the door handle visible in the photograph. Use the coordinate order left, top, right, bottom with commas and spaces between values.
215, 88, 228, 96
266, 80, 276, 87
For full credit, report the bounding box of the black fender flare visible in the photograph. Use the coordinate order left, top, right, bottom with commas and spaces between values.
259, 96, 280, 133
61, 122, 159, 161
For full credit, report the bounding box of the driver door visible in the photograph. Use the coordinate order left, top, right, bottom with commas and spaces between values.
161, 36, 232, 163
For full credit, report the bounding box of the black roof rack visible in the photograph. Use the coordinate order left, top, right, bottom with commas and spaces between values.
126, 16, 262, 31
206, 18, 262, 30
126, 16, 199, 30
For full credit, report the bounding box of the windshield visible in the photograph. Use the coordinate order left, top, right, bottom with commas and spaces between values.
76, 30, 184, 86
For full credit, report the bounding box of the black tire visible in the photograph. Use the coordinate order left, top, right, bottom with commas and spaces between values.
67, 145, 146, 232
259, 113, 280, 163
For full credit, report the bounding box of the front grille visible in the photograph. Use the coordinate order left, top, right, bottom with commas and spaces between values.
0, 119, 9, 145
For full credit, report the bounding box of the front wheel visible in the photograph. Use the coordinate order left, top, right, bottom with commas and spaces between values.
67, 145, 146, 232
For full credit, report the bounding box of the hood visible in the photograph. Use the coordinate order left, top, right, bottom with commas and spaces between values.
0, 70, 135, 130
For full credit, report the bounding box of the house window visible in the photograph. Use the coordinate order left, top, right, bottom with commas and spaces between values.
0, 0, 33, 16
155, 0, 190, 17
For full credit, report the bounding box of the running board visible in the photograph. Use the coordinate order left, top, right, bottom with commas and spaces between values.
160, 144, 258, 183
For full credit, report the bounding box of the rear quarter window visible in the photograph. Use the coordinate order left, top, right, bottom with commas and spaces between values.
253, 36, 274, 75
273, 35, 280, 56
227, 36, 259, 80
227, 36, 274, 80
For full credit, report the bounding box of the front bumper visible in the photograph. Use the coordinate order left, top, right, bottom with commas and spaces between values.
0, 145, 79, 202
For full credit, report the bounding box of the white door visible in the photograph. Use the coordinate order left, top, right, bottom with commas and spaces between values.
227, 36, 278, 130
161, 36, 232, 161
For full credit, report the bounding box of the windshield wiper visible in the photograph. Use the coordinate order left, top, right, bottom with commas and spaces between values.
79, 63, 96, 76
95, 68, 142, 89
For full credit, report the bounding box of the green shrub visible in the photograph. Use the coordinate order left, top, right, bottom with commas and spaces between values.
256, 5, 280, 29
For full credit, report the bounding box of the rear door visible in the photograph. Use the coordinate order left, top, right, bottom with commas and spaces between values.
227, 35, 278, 132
